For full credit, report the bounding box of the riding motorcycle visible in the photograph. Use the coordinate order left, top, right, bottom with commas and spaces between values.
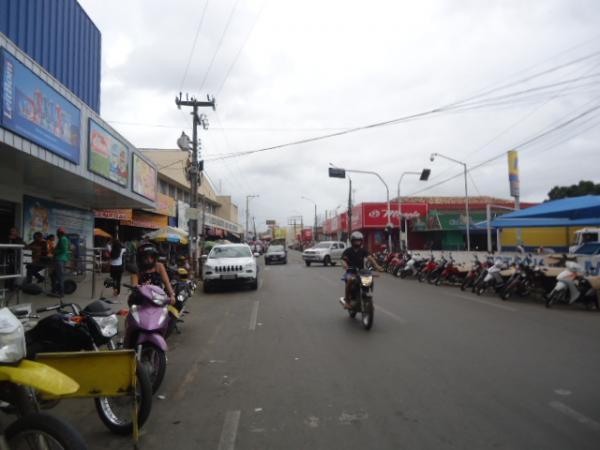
0, 307, 88, 450
546, 263, 599, 309
476, 259, 508, 296
339, 268, 375, 330
123, 284, 170, 393
24, 299, 153, 435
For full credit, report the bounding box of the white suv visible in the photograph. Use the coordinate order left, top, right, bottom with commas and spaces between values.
302, 241, 346, 267
202, 244, 258, 292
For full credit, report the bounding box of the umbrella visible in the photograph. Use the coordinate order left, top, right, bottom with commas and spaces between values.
143, 226, 189, 245
94, 228, 112, 238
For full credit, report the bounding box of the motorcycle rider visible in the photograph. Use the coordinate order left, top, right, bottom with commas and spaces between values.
342, 231, 383, 309
130, 244, 176, 305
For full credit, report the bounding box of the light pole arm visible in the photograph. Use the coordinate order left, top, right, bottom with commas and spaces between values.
431, 152, 466, 168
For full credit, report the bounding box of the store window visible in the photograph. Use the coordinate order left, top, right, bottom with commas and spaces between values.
168, 183, 176, 199
184, 191, 190, 203
159, 179, 168, 195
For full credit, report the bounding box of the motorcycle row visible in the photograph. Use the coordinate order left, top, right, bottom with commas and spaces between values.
373, 251, 600, 310
0, 264, 197, 449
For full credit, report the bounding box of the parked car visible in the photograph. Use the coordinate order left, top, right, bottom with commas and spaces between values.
302, 241, 346, 266
265, 244, 287, 265
202, 244, 259, 292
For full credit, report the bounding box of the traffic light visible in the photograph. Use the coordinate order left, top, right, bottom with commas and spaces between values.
420, 168, 431, 181
328, 167, 346, 179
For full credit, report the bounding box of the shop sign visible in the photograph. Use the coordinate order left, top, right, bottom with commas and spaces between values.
120, 211, 167, 229
301, 228, 313, 241
143, 193, 177, 217
23, 195, 94, 247
361, 203, 428, 228
426, 211, 486, 231
94, 209, 132, 220
132, 153, 157, 201
88, 119, 129, 186
1, 50, 81, 163
507, 150, 520, 197
274, 228, 288, 240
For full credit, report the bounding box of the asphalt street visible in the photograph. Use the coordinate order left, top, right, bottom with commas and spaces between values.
56, 251, 600, 450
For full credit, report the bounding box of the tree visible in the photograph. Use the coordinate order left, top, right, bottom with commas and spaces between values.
547, 180, 600, 200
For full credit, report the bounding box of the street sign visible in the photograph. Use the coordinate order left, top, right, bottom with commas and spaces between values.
328, 167, 346, 179
266, 219, 276, 225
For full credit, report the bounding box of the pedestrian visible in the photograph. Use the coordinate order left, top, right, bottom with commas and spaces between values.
7, 227, 24, 245
107, 238, 126, 296
50, 227, 71, 297
25, 231, 48, 283
46, 234, 56, 257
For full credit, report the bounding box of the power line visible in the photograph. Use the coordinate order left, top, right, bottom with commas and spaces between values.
199, 0, 242, 92
178, 0, 211, 91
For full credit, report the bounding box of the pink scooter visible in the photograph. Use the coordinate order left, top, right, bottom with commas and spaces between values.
123, 283, 170, 394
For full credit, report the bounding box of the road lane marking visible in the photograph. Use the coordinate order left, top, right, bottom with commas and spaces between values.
446, 293, 518, 312
249, 301, 259, 331
549, 401, 600, 431
377, 305, 407, 324
217, 410, 241, 450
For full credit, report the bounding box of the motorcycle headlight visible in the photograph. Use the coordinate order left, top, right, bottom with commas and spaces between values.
177, 294, 185, 303
91, 315, 119, 338
360, 276, 373, 287
0, 308, 26, 363
151, 291, 169, 306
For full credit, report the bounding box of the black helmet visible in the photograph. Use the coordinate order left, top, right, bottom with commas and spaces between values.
137, 244, 158, 271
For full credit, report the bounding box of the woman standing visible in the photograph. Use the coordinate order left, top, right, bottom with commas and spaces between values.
108, 239, 126, 296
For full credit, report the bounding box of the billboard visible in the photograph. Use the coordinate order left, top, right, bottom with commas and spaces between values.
23, 195, 94, 247
132, 153, 157, 201
508, 150, 520, 197
88, 119, 129, 186
361, 203, 429, 228
1, 50, 81, 163
94, 209, 133, 220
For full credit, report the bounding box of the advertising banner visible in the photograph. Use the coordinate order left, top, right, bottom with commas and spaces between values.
274, 228, 288, 240
177, 201, 190, 233
23, 195, 93, 247
143, 193, 177, 217
132, 153, 157, 201
301, 228, 313, 241
88, 119, 129, 186
94, 209, 132, 220
508, 150, 520, 197
1, 50, 81, 163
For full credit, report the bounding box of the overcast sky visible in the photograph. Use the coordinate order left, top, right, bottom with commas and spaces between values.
79, 0, 600, 229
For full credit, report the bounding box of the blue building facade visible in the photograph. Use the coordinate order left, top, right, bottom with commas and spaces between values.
0, 0, 101, 112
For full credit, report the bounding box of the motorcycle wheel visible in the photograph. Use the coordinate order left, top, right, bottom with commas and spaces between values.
5, 412, 88, 450
361, 307, 374, 331
63, 279, 77, 295
95, 363, 153, 435
165, 312, 178, 339
434, 276, 443, 286
476, 283, 487, 296
399, 270, 407, 279
140, 343, 167, 394
460, 277, 471, 291
501, 287, 514, 301
418, 272, 426, 283
546, 290, 561, 308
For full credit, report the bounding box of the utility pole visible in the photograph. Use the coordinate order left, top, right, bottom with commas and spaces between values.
175, 93, 215, 277
246, 195, 259, 241
347, 178, 352, 244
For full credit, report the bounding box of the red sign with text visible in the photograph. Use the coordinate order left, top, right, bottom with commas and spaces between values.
301, 228, 313, 241
360, 203, 428, 228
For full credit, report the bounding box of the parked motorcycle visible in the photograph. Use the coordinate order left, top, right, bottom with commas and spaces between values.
418, 255, 438, 283
339, 268, 375, 330
427, 256, 448, 284
476, 259, 508, 296
546, 263, 599, 309
434, 256, 464, 286
24, 299, 153, 435
123, 284, 171, 393
470, 256, 495, 293
0, 307, 88, 450
461, 256, 484, 291
398, 254, 425, 279
500, 259, 540, 301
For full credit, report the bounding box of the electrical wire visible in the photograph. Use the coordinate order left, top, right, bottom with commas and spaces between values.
199, 0, 242, 92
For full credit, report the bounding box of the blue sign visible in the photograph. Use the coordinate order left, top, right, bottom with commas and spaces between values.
1, 50, 81, 164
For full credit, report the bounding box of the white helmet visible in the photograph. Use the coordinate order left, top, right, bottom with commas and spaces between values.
350, 231, 364, 242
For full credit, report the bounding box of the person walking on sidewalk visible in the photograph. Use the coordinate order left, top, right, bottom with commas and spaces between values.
50, 228, 71, 297
107, 238, 126, 296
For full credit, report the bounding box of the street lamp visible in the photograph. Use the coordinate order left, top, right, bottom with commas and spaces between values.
397, 169, 430, 251
245, 195, 259, 241
301, 196, 318, 242
328, 166, 393, 252
430, 153, 471, 251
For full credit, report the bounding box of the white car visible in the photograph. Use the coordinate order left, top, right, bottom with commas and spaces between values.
202, 244, 259, 293
302, 241, 346, 266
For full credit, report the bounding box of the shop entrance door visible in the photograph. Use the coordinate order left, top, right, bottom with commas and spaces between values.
0, 200, 16, 242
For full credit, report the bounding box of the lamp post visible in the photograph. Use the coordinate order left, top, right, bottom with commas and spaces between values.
397, 169, 430, 251
328, 167, 392, 252
301, 196, 318, 242
430, 153, 470, 251
245, 195, 259, 242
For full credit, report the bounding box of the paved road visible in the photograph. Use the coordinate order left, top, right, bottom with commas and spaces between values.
58, 251, 600, 449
